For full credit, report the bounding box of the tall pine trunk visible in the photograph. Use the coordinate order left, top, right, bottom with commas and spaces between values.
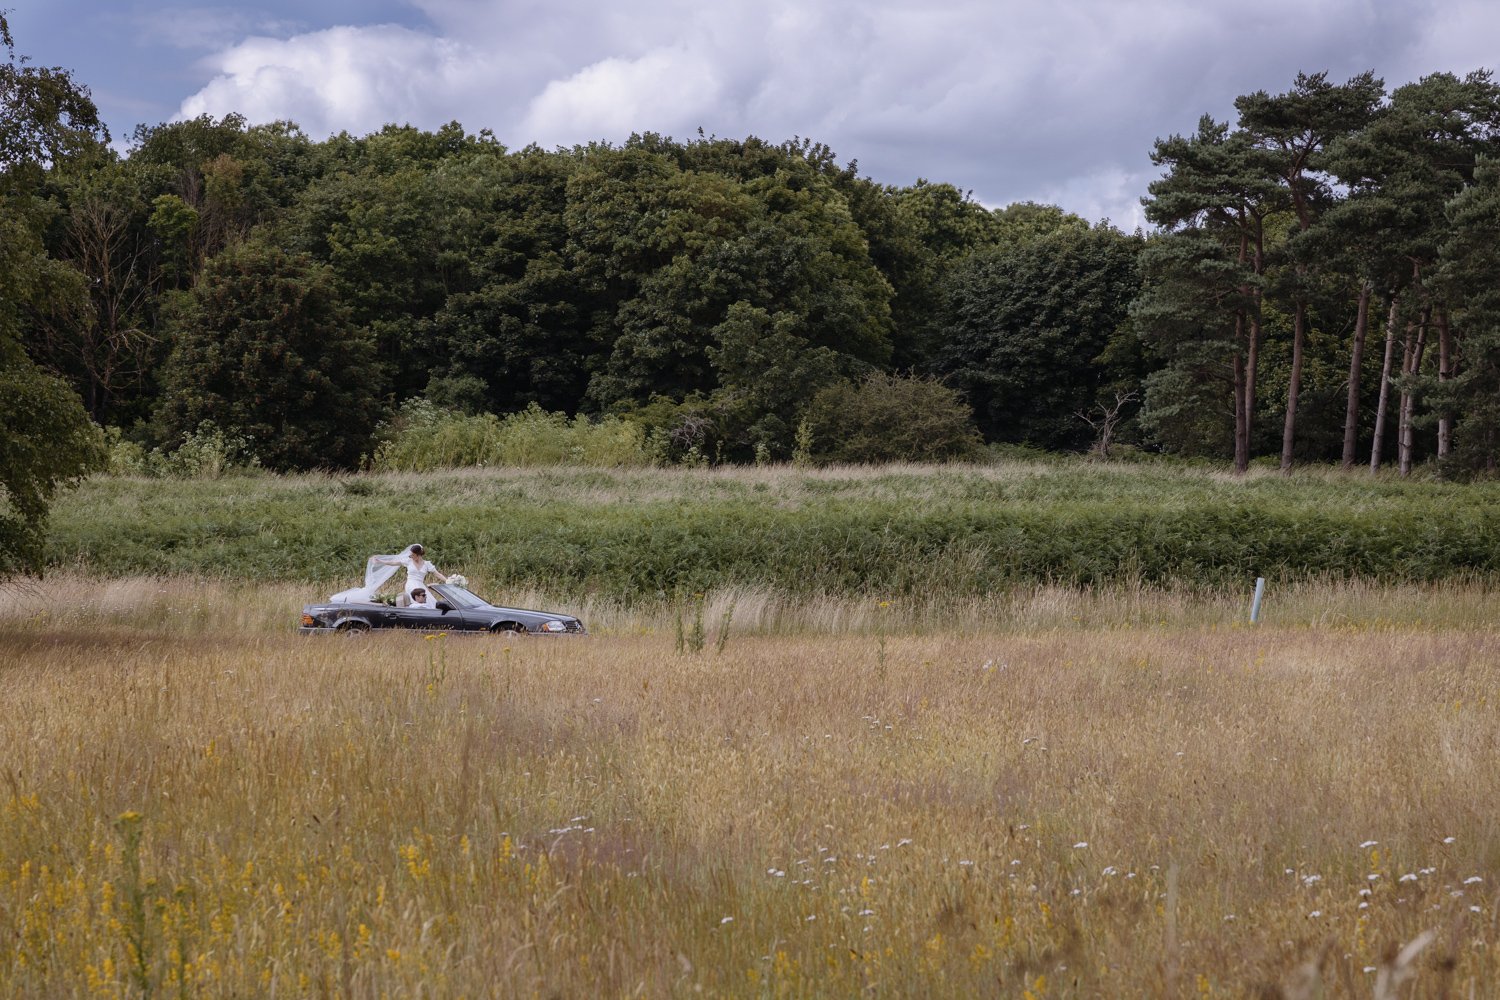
1437, 310, 1453, 459
1397, 309, 1429, 477
1280, 298, 1307, 472
1233, 346, 1248, 473
1341, 281, 1372, 469
1370, 295, 1400, 474
1242, 237, 1265, 475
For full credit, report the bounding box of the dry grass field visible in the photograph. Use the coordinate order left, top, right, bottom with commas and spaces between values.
1, 576, 1497, 998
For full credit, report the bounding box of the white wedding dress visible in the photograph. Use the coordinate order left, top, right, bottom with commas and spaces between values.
329, 544, 421, 604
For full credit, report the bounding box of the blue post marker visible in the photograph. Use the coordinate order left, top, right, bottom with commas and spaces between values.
1250, 577, 1266, 624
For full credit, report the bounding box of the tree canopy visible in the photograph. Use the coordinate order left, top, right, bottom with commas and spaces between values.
0, 13, 106, 574
6, 12, 1500, 487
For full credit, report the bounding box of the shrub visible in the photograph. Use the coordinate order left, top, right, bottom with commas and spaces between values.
105, 423, 260, 479
615, 394, 726, 466
369, 400, 653, 471
800, 374, 983, 465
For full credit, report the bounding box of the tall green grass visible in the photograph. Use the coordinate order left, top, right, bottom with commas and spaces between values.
46, 462, 1500, 599
369, 401, 653, 471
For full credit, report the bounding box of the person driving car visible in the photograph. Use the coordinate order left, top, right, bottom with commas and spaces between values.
408, 587, 436, 610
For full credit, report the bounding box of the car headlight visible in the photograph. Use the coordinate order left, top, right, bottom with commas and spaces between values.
540, 620, 567, 633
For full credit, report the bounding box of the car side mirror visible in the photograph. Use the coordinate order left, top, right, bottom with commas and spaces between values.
436, 601, 453, 614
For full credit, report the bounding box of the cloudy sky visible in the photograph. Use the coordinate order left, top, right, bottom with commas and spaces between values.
11, 1, 1498, 227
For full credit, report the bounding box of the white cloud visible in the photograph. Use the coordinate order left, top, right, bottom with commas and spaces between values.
172, 0, 1500, 224
180, 24, 495, 136
520, 48, 724, 147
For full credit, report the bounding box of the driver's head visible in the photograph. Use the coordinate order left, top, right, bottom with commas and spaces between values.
411, 589, 427, 602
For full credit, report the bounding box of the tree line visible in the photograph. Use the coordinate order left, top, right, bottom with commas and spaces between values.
5, 11, 1500, 564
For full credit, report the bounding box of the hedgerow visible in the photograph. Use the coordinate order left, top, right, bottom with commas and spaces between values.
46, 464, 1500, 598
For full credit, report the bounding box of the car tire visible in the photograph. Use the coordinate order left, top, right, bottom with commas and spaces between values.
490, 622, 526, 635
336, 619, 371, 635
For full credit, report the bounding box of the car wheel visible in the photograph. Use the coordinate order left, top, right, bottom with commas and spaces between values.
490, 622, 526, 635
336, 620, 371, 635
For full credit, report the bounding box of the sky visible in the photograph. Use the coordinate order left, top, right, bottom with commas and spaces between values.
9, 0, 1499, 228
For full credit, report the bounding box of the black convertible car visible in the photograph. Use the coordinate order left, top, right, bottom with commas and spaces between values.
299, 582, 585, 635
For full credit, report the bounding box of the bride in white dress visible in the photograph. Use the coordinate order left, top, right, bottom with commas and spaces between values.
329, 543, 449, 604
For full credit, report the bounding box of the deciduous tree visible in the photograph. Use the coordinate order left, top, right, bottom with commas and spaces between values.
157, 242, 383, 470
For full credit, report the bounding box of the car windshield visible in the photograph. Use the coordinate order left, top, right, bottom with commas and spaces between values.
429, 584, 486, 610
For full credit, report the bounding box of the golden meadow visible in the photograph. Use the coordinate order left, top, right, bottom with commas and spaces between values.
5, 463, 1500, 996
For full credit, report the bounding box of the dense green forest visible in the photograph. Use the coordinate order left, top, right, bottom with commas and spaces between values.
5, 10, 1500, 571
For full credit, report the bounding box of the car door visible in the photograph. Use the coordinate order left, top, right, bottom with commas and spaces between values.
385, 606, 464, 633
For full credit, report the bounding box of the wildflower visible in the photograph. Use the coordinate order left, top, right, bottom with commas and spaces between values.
1464, 876, 1483, 884
1102, 866, 1118, 876
1359, 840, 1379, 848
1443, 836, 1457, 844
1073, 842, 1089, 849
1308, 910, 1322, 918
721, 917, 734, 924
1399, 873, 1418, 882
